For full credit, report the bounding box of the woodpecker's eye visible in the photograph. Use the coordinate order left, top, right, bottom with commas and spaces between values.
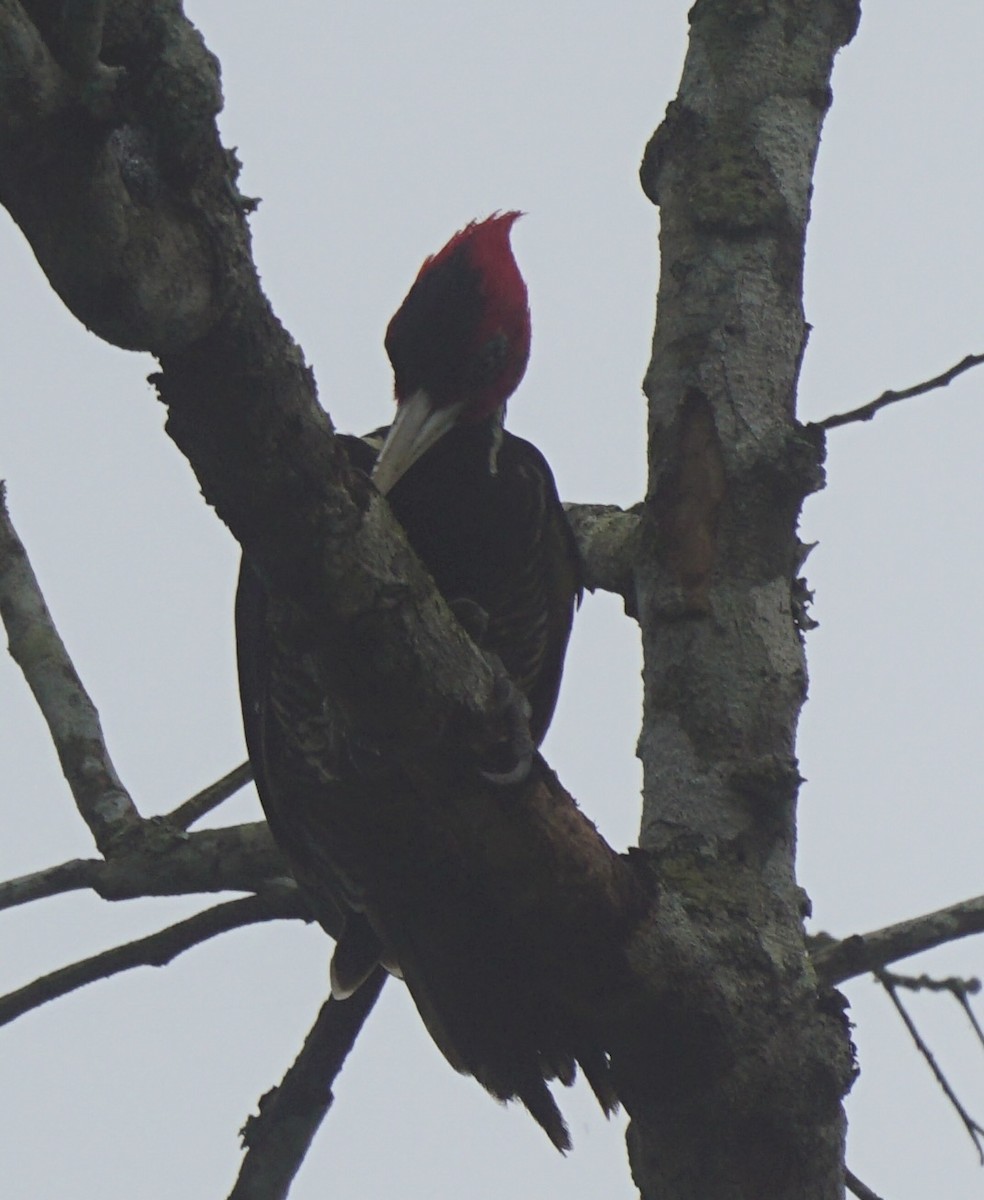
475, 332, 509, 383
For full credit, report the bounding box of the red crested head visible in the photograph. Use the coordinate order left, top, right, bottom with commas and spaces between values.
384, 212, 530, 421
373, 213, 531, 494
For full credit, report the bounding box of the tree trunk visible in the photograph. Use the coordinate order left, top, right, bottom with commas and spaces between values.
627, 2, 860, 1196
0, 2, 863, 1196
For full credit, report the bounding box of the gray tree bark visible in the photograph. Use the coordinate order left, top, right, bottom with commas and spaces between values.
628, 4, 861, 1195
0, 2, 862, 1197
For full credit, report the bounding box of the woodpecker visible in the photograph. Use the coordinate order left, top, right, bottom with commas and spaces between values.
236, 214, 599, 1149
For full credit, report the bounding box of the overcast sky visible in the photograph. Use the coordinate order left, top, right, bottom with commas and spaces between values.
2, 3, 983, 1197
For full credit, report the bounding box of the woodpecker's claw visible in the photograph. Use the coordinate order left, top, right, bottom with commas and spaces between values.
480, 669, 535, 786
449, 599, 533, 784
449, 597, 490, 644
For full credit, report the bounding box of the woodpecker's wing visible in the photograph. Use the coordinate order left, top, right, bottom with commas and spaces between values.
235, 434, 388, 988
377, 420, 582, 746
482, 430, 582, 745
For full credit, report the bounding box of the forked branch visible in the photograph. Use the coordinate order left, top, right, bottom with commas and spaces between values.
877, 969, 984, 1163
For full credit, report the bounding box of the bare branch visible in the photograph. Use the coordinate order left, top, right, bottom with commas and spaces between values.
845, 1168, 885, 1200
0, 887, 308, 1028
167, 761, 253, 830
812, 894, 984, 985
876, 969, 984, 1163
230, 969, 386, 1200
957, 990, 984, 1054
881, 970, 984, 1055
0, 0, 224, 351
1, 822, 290, 912
0, 858, 102, 911
92, 822, 295, 903
563, 503, 640, 613
0, 483, 143, 852
811, 353, 984, 431
881, 970, 981, 998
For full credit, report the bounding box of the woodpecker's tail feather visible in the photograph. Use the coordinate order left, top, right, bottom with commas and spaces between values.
515, 1074, 572, 1153
539, 1050, 577, 1088
366, 904, 615, 1152
577, 1044, 620, 1117
329, 915, 384, 1000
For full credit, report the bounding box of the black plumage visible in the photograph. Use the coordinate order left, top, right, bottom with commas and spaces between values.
235, 214, 603, 1149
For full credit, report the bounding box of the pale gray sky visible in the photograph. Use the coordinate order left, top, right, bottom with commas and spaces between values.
2, 3, 983, 1197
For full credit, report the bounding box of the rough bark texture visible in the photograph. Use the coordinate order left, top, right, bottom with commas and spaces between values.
0, 0, 653, 1108
0, 0, 521, 761
0, 1, 865, 1196
628, 2, 860, 1197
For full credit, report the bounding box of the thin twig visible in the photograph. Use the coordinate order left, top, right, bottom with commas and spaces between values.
955, 991, 984, 1054
812, 893, 984, 985
0, 483, 142, 852
230, 968, 387, 1200
882, 971, 984, 1055
845, 1167, 885, 1200
0, 858, 103, 912
880, 970, 980, 997
0, 887, 308, 1027
812, 352, 984, 430
876, 969, 984, 1163
168, 761, 253, 830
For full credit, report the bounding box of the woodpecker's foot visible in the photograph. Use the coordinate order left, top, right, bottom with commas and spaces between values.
448, 600, 532, 784
479, 667, 535, 786
449, 597, 490, 645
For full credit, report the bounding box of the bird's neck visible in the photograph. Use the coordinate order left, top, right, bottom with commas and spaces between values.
390, 409, 505, 495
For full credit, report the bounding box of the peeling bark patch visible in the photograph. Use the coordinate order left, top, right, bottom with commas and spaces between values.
652, 390, 726, 613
